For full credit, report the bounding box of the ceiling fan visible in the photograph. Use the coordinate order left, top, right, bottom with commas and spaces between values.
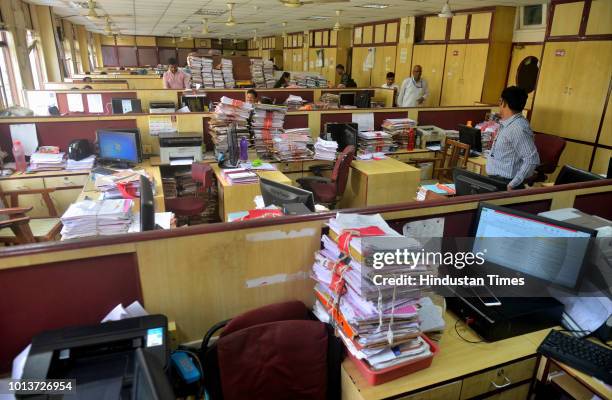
223, 3, 265, 27
438, 1, 453, 18
279, 0, 349, 8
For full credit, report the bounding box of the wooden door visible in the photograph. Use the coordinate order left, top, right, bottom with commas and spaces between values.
371, 46, 397, 87
411, 44, 446, 107
507, 44, 543, 110
283, 49, 292, 71
461, 43, 489, 105
352, 47, 372, 87
441, 43, 466, 106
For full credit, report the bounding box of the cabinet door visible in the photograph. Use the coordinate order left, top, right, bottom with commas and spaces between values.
352, 47, 372, 87
371, 46, 396, 87
531, 42, 577, 136
412, 44, 446, 107
0, 178, 47, 217
550, 1, 584, 37
468, 12, 492, 40
441, 44, 466, 106
424, 17, 447, 41
50, 188, 81, 216
461, 43, 489, 105
283, 50, 292, 71
586, 0, 612, 36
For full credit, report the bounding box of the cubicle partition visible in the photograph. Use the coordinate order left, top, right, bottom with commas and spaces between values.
1, 180, 610, 373
56, 92, 138, 115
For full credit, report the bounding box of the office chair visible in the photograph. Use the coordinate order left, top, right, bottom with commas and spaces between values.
411, 140, 470, 183
296, 145, 355, 209
200, 301, 343, 400
524, 133, 566, 186
164, 163, 213, 225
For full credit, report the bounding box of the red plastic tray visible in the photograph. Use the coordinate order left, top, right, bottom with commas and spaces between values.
348, 334, 439, 386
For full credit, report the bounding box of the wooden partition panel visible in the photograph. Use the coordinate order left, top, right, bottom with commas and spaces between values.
0, 253, 142, 372
260, 90, 315, 104
416, 109, 490, 129
573, 192, 612, 220
320, 112, 353, 133
284, 114, 309, 129
56, 91, 137, 115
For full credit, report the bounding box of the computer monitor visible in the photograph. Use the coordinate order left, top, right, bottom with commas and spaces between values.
132, 348, 175, 400
221, 123, 240, 168
458, 124, 482, 154
140, 175, 155, 232
97, 129, 142, 167
555, 165, 605, 185
453, 168, 507, 196
473, 203, 597, 289
323, 122, 358, 152
339, 92, 356, 107
111, 98, 142, 114
260, 177, 315, 213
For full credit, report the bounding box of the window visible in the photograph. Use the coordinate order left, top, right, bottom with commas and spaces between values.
519, 4, 547, 30
0, 32, 18, 107
516, 56, 540, 94
27, 30, 44, 90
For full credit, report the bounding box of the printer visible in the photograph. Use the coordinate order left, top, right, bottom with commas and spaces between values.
159, 132, 203, 164
149, 102, 176, 113
416, 125, 447, 149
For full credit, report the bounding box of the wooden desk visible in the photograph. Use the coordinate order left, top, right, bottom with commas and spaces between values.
340, 158, 421, 209
212, 165, 292, 221
342, 312, 547, 400
467, 156, 487, 175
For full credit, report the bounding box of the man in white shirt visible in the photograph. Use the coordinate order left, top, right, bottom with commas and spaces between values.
397, 65, 429, 107
381, 72, 399, 106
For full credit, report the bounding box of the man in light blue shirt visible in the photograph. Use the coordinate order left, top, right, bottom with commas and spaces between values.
486, 86, 540, 190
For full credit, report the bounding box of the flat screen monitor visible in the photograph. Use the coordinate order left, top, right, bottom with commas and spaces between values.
140, 175, 155, 232
473, 203, 596, 290
132, 348, 175, 400
453, 168, 507, 196
458, 124, 482, 154
97, 129, 142, 167
339, 92, 356, 107
260, 177, 315, 212
111, 98, 142, 114
555, 165, 605, 185
221, 123, 240, 168
323, 122, 358, 152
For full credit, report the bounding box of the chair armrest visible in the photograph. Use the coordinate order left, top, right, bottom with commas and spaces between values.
0, 215, 30, 228
200, 319, 230, 354
308, 164, 334, 176
0, 206, 32, 216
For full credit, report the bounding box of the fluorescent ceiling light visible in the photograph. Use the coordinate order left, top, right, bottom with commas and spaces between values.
305, 16, 331, 20
359, 4, 389, 9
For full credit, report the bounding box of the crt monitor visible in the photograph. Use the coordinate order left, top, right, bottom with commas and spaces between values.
555, 165, 605, 185
473, 202, 596, 289
97, 129, 142, 167
140, 175, 155, 232
458, 124, 482, 154
260, 177, 315, 212
453, 168, 507, 196
339, 92, 356, 107
323, 122, 358, 152
112, 98, 143, 114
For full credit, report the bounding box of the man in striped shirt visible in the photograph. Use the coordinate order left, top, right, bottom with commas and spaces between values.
486, 86, 540, 190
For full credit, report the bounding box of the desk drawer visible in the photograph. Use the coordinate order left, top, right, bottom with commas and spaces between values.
398, 381, 461, 400
276, 162, 303, 173
482, 382, 530, 400
460, 357, 537, 399
44, 175, 88, 188
0, 177, 44, 191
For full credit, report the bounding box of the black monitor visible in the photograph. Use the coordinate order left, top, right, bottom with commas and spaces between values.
112, 98, 142, 114
260, 177, 315, 213
339, 92, 356, 107
458, 124, 482, 154
323, 122, 358, 152
555, 165, 605, 185
132, 348, 175, 400
453, 168, 508, 196
221, 123, 240, 168
140, 175, 155, 232
97, 129, 142, 168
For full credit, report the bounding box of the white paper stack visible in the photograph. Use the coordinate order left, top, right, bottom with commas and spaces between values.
263, 60, 275, 88
250, 59, 266, 88
285, 94, 305, 110
221, 58, 235, 88
66, 155, 96, 171
186, 54, 203, 87
221, 168, 259, 185
358, 131, 395, 154
314, 138, 338, 161
209, 96, 253, 159
94, 169, 153, 199
250, 103, 287, 159
213, 68, 225, 88
271, 128, 313, 161
29, 151, 66, 171
60, 199, 133, 240
382, 118, 418, 151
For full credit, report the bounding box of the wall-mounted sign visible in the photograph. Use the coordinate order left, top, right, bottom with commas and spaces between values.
555, 49, 566, 57
453, 50, 459, 56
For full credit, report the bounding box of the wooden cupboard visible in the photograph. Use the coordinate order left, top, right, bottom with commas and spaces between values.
549, 1, 585, 37
586, 0, 612, 35
411, 44, 446, 107
352, 46, 397, 87
423, 17, 447, 41
440, 43, 489, 106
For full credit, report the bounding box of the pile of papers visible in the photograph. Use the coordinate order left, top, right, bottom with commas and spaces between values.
311, 214, 435, 371
187, 55, 214, 88
382, 118, 418, 151
475, 120, 500, 151
314, 137, 338, 161
319, 93, 340, 108
285, 95, 305, 110
250, 59, 266, 88
66, 155, 96, 171
29, 151, 65, 171
270, 128, 314, 161
294, 74, 328, 88
251, 103, 288, 159
358, 131, 395, 154
221, 58, 235, 88
94, 169, 152, 200
213, 68, 225, 88
263, 60, 275, 88
209, 96, 253, 159
416, 183, 456, 200
60, 199, 133, 240
221, 168, 259, 185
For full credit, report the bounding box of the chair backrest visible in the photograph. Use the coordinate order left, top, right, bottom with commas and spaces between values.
435, 139, 470, 181
191, 162, 213, 192
534, 133, 566, 174
330, 145, 355, 196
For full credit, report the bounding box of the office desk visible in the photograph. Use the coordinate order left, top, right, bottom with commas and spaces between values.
467, 156, 487, 175
340, 158, 421, 209
342, 312, 546, 400
212, 165, 292, 221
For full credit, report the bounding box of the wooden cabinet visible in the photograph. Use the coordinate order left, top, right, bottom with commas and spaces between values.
0, 178, 47, 217
469, 12, 493, 40
460, 357, 536, 399
354, 46, 397, 87
482, 383, 530, 400
550, 1, 584, 37
440, 43, 489, 106
411, 44, 446, 107
423, 17, 448, 41
586, 0, 612, 35
398, 381, 461, 400
450, 14, 468, 40
50, 188, 82, 216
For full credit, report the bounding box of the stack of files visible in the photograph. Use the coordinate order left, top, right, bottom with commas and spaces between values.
221, 168, 259, 185
358, 131, 396, 154
319, 93, 340, 108
66, 155, 96, 171
263, 60, 275, 88
60, 199, 133, 240
249, 59, 266, 88
28, 151, 66, 171
186, 54, 203, 87
382, 118, 418, 151
314, 137, 338, 161
475, 120, 499, 151
285, 95, 305, 110
416, 183, 456, 200
94, 170, 153, 199
250, 103, 288, 159
187, 55, 215, 88
213, 68, 225, 88
270, 128, 314, 161
162, 177, 178, 198
221, 58, 235, 88
311, 213, 435, 371
209, 97, 253, 159
201, 57, 215, 88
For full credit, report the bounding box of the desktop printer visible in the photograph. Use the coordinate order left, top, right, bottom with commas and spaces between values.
417, 125, 446, 149
149, 102, 176, 113
159, 132, 203, 164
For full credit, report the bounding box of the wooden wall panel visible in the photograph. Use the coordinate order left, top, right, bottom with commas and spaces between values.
592, 148, 611, 176
468, 12, 492, 39
450, 14, 468, 40
586, 0, 612, 35
550, 2, 584, 37
115, 36, 136, 46
136, 36, 157, 47
117, 47, 138, 67
424, 17, 447, 41
599, 94, 612, 147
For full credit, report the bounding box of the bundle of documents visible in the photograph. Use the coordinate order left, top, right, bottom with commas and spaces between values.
250, 103, 288, 159
213, 68, 225, 88
187, 55, 214, 88
314, 137, 338, 161
382, 118, 418, 151
28, 151, 66, 171
263, 60, 275, 88
358, 131, 395, 153
221, 168, 259, 185
271, 128, 314, 161
285, 94, 305, 110
209, 97, 253, 159
311, 213, 436, 371
66, 154, 96, 171
475, 120, 499, 151
249, 59, 266, 88
94, 169, 153, 199
319, 93, 339, 108
60, 199, 133, 240
416, 183, 456, 200
294, 74, 328, 88
221, 58, 235, 88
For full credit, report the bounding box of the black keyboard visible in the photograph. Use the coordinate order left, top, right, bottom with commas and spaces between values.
537, 330, 612, 384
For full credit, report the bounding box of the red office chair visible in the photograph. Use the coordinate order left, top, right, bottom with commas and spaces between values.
296, 145, 355, 209
525, 133, 566, 185
164, 163, 213, 223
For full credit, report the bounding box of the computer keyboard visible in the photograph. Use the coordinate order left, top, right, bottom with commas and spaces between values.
537, 330, 612, 384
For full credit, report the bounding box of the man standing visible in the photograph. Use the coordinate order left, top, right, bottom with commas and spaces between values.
397, 65, 429, 107
162, 58, 190, 89
486, 86, 540, 190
